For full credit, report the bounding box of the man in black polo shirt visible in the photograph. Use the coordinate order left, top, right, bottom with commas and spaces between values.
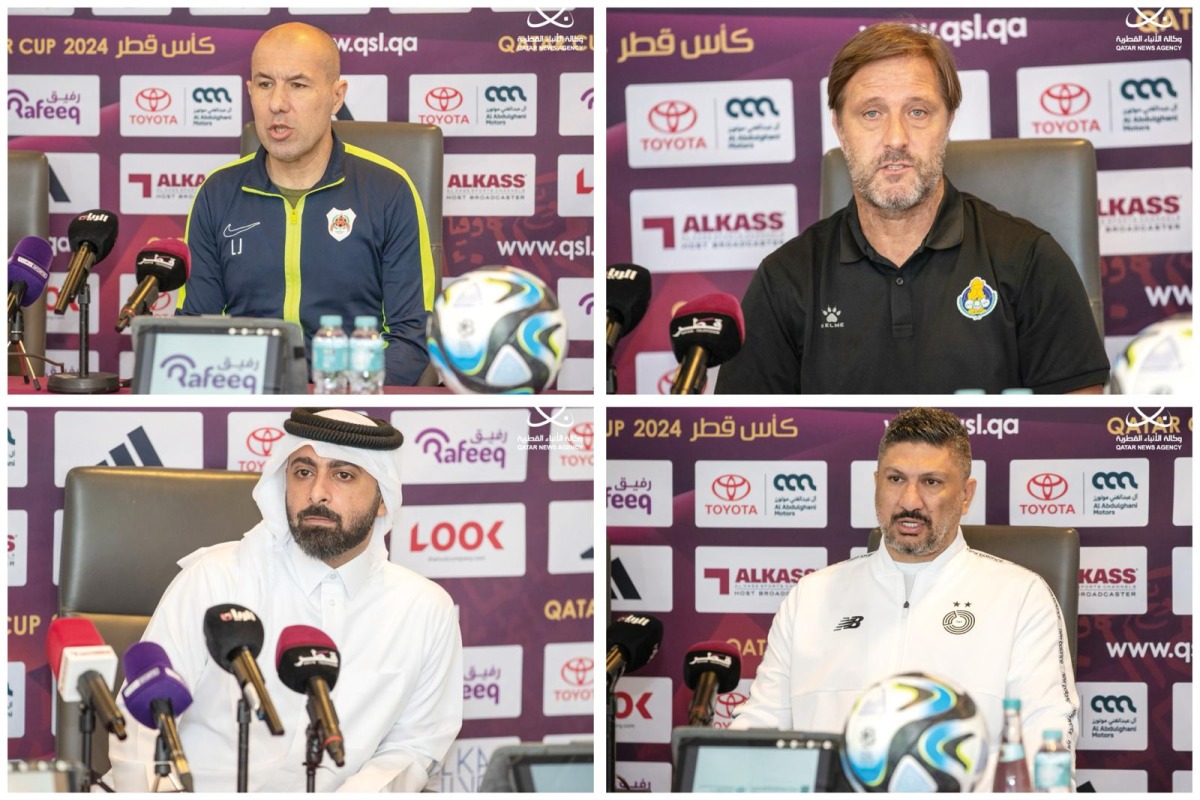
715, 22, 1109, 395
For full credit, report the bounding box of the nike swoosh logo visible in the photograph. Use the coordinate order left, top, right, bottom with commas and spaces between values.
222, 222, 261, 238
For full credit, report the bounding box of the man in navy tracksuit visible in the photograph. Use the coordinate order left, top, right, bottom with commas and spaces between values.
179, 22, 435, 386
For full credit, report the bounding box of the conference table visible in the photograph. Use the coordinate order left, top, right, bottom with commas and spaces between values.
7, 377, 583, 395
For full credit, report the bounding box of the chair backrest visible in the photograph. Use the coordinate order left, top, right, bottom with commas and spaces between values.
867, 525, 1079, 669
8, 150, 50, 376
820, 138, 1104, 336
56, 466, 261, 773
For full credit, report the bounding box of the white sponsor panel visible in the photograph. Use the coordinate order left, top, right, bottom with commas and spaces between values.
1174, 457, 1192, 526
558, 72, 593, 136
849, 547, 869, 559
1173, 547, 1192, 616
410, 73, 537, 136
53, 411, 204, 487
116, 273, 182, 335
340, 74, 389, 121
555, 357, 593, 392
547, 407, 594, 482
462, 645, 522, 720
606, 460, 673, 527
1017, 59, 1191, 148
1174, 771, 1192, 792
118, 351, 136, 382
850, 459, 987, 528
46, 152, 101, 215
543, 733, 593, 744
630, 184, 798, 272
1097, 168, 1191, 256
711, 678, 754, 730
1075, 770, 1148, 793
120, 153, 235, 215
627, 80, 795, 168
8, 662, 25, 739
695, 546, 827, 614
396, 503, 526, 579
437, 736, 521, 793
8, 75, 101, 136
820, 70, 991, 155
1078, 546, 1147, 615
634, 350, 718, 394
443, 153, 536, 217
8, 410, 28, 489
556, 277, 594, 341
1009, 458, 1150, 527
120, 75, 241, 137
8, 511, 28, 588
44, 273, 101, 335
393, 409, 529, 484
1077, 681, 1148, 750
44, 349, 100, 377
547, 500, 593, 574
695, 460, 827, 528
542, 641, 595, 717
225, 411, 291, 472
53, 510, 63, 586
557, 153, 594, 217
613, 676, 672, 743
1174, 683, 1192, 751
609, 545, 673, 613
616, 761, 672, 792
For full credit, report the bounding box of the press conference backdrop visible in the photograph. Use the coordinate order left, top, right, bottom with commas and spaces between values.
7, 406, 595, 792
7, 7, 595, 389
607, 407, 1192, 793
606, 7, 1193, 393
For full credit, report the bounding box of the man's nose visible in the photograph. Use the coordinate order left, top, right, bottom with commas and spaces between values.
309, 472, 332, 505
268, 84, 290, 114
882, 112, 910, 151
898, 480, 924, 510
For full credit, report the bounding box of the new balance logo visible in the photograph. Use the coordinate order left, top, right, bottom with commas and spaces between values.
610, 558, 642, 601
97, 426, 163, 468
833, 616, 863, 631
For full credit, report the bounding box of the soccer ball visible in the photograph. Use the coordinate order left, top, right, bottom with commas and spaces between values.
841, 672, 989, 793
1109, 314, 1192, 394
427, 266, 567, 394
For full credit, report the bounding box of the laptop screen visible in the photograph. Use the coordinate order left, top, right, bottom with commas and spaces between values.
524, 761, 593, 792
672, 730, 845, 793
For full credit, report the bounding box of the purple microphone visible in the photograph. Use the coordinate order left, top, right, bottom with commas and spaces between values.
121, 641, 194, 792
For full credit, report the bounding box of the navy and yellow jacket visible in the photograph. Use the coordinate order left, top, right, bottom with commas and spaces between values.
179, 132, 435, 385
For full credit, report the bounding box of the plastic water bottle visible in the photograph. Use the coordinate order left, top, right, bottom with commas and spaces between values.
1034, 730, 1072, 792
992, 698, 1032, 792
312, 314, 348, 394
348, 315, 385, 395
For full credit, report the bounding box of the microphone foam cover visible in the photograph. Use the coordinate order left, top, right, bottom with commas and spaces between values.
606, 263, 652, 331
8, 236, 53, 306
122, 641, 193, 728
606, 613, 663, 674
276, 624, 341, 693
203, 604, 265, 670
45, 617, 105, 677
683, 640, 742, 693
135, 237, 191, 291
67, 209, 119, 263
669, 292, 746, 367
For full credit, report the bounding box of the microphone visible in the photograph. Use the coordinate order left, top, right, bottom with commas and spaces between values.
605, 613, 663, 690
115, 238, 191, 332
54, 209, 119, 314
276, 625, 346, 767
668, 292, 745, 395
202, 604, 285, 735
121, 642, 195, 792
7, 236, 54, 320
683, 640, 741, 727
605, 264, 651, 358
45, 617, 127, 739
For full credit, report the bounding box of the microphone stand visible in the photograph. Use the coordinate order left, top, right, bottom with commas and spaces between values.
47, 282, 119, 394
151, 731, 185, 792
8, 307, 41, 390
304, 718, 325, 793
606, 681, 617, 792
77, 702, 115, 792
236, 697, 251, 793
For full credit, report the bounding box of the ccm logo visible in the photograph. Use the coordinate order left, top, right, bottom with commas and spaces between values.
410, 521, 504, 552
615, 691, 653, 720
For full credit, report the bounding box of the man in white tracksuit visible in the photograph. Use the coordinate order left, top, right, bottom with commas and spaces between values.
732, 407, 1079, 790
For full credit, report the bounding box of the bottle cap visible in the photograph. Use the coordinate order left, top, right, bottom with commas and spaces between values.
355, 315, 378, 328
320, 315, 343, 327
1043, 730, 1062, 741
1004, 698, 1022, 711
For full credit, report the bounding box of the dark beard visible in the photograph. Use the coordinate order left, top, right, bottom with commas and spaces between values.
287, 494, 381, 561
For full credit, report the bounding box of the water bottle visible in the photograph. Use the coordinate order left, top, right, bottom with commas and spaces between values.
992, 698, 1032, 792
1034, 730, 1072, 793
348, 315, 385, 395
312, 314, 348, 394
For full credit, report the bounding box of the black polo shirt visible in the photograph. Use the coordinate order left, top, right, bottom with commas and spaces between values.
715, 179, 1110, 394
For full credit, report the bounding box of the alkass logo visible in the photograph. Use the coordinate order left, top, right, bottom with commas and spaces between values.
411, 520, 505, 552
245, 427, 285, 458
219, 607, 257, 623
560, 657, 594, 687
1027, 473, 1069, 501
567, 422, 593, 451
648, 100, 698, 134
1040, 83, 1090, 116
425, 86, 464, 111
711, 474, 751, 502
135, 87, 172, 113
1099, 194, 1181, 216
1079, 567, 1138, 585
447, 173, 526, 189
703, 566, 812, 594
615, 690, 654, 720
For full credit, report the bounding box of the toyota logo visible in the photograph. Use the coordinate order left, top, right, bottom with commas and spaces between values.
714, 691, 747, 719
425, 86, 464, 112
711, 474, 751, 502
567, 422, 594, 451
1027, 473, 1068, 501
648, 100, 697, 134
1040, 83, 1090, 116
246, 427, 286, 458
561, 656, 594, 687
150, 292, 174, 313
135, 87, 172, 113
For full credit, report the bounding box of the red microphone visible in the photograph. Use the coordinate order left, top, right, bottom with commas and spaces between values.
275, 624, 345, 767
115, 237, 191, 332
45, 617, 127, 739
683, 640, 742, 727
669, 292, 746, 394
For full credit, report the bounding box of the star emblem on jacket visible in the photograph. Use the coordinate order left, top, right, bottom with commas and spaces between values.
327, 207, 357, 242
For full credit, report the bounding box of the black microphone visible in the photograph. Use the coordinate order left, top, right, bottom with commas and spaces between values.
45, 618, 127, 739
683, 641, 741, 727
121, 642, 195, 792
54, 209, 119, 314
115, 238, 191, 332
606, 263, 651, 355
202, 605, 284, 735
668, 292, 745, 395
276, 625, 345, 767
605, 613, 663, 690
8, 236, 53, 321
